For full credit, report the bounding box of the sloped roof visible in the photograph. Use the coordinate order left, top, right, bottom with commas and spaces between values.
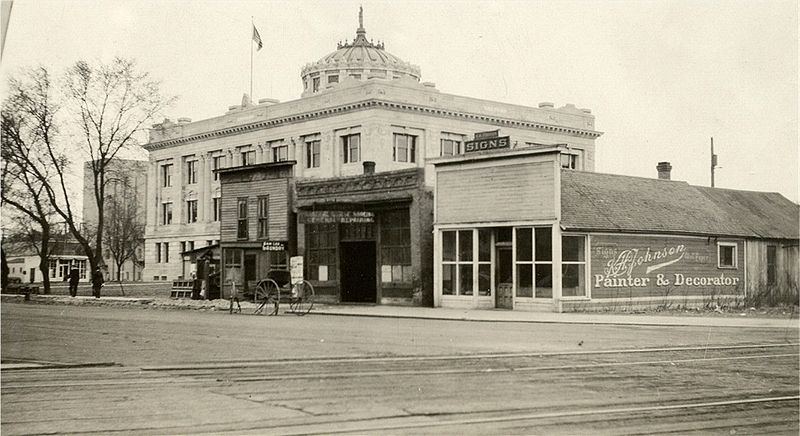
560, 170, 799, 239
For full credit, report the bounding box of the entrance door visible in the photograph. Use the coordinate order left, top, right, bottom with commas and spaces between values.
495, 247, 513, 309
340, 241, 376, 303
244, 254, 257, 293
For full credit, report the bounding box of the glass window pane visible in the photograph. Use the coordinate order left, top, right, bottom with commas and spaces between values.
459, 264, 473, 296
442, 264, 455, 295
516, 264, 533, 297
516, 228, 532, 262
458, 230, 473, 261
478, 264, 491, 296
535, 264, 553, 298
478, 229, 491, 261
402, 265, 412, 282
535, 227, 552, 261
562, 236, 585, 262
562, 264, 585, 297
442, 232, 456, 261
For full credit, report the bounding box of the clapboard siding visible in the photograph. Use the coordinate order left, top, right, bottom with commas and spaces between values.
745, 239, 800, 295
220, 178, 289, 242
590, 234, 745, 299
436, 162, 554, 224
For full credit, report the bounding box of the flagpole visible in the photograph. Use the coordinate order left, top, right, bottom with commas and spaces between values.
250, 16, 254, 102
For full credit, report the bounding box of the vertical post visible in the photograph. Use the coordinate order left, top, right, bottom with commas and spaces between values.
250, 17, 254, 102
711, 136, 716, 188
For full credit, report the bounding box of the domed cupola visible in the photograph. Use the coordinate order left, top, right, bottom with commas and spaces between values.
300, 7, 421, 97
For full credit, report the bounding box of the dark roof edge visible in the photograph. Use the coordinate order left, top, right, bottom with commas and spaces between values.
560, 225, 799, 240
215, 161, 297, 175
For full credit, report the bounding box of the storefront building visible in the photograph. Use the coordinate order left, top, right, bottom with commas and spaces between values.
432, 146, 799, 312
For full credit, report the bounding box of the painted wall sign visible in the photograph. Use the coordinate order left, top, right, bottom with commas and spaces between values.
464, 136, 510, 153
299, 210, 375, 223
261, 240, 288, 251
590, 235, 744, 298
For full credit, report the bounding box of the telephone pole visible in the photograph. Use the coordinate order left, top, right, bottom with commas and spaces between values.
710, 137, 718, 187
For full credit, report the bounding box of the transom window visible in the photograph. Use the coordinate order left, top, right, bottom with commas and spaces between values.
342, 133, 361, 163
393, 133, 416, 163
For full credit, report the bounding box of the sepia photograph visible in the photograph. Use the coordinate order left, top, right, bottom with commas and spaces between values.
1, 0, 797, 434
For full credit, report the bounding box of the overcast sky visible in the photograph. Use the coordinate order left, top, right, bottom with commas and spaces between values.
2, 0, 797, 202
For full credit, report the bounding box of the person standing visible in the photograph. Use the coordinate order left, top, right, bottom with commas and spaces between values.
91, 267, 104, 299
68, 267, 80, 297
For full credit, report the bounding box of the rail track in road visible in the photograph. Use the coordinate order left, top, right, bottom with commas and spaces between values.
3, 343, 797, 435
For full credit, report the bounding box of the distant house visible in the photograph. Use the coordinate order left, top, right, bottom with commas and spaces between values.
4, 240, 90, 284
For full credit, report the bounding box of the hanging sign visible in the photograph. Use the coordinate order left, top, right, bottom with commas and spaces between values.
474, 130, 499, 140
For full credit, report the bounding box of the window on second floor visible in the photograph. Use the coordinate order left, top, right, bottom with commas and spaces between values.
306, 140, 321, 168
440, 133, 464, 156
272, 145, 288, 162
162, 202, 173, 225
161, 164, 173, 187
186, 160, 198, 184
186, 200, 198, 223
212, 155, 224, 181
257, 196, 269, 238
561, 153, 579, 170
237, 197, 248, 239
393, 133, 416, 163
241, 150, 256, 166
342, 133, 360, 163
213, 197, 221, 222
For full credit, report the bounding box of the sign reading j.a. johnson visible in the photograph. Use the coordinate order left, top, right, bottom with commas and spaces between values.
591, 235, 742, 291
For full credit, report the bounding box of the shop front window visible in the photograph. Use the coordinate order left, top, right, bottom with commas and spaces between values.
306, 223, 337, 281
441, 230, 475, 296
380, 210, 411, 283
562, 235, 587, 297
514, 226, 553, 298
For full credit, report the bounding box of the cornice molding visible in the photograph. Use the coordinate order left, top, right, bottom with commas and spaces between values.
296, 168, 421, 200
144, 99, 603, 151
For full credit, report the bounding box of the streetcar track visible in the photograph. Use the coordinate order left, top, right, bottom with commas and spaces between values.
140, 342, 799, 371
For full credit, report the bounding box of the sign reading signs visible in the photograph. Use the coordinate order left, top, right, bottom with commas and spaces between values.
299, 210, 375, 224
261, 240, 288, 252
464, 136, 510, 153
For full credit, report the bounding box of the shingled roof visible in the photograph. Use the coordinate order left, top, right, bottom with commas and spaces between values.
560, 170, 799, 239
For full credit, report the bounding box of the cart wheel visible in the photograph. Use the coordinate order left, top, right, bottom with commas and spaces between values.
255, 279, 280, 316
289, 280, 314, 316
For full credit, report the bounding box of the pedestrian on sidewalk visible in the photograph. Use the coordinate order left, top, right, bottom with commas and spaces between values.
68, 267, 80, 297
91, 267, 104, 299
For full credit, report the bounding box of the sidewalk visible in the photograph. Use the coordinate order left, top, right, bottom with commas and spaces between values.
3, 293, 797, 329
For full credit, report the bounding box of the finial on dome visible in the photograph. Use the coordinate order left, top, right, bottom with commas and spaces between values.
358, 6, 364, 30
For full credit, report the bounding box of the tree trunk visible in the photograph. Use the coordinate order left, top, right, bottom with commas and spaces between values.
38, 225, 51, 295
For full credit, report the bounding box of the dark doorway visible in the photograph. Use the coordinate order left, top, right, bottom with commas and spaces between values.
340, 241, 376, 303
244, 254, 257, 293
495, 247, 513, 309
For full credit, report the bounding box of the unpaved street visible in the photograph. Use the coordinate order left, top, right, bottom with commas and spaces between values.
2, 303, 798, 434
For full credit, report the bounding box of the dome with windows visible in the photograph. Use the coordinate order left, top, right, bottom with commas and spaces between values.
300, 8, 421, 97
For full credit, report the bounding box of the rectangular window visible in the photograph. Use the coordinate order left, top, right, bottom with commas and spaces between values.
241, 149, 255, 166
188, 241, 194, 251
212, 155, 224, 181
186, 160, 198, 184
213, 197, 221, 221
161, 164, 172, 187
312, 76, 320, 92
257, 196, 269, 238
162, 202, 173, 225
440, 139, 461, 156
767, 245, 777, 286
272, 145, 288, 162
306, 223, 337, 281
561, 154, 579, 170
562, 235, 587, 297
237, 197, 248, 239
342, 133, 360, 163
180, 241, 186, 254
393, 133, 416, 163
186, 200, 198, 223
380, 210, 411, 283
306, 140, 321, 168
717, 242, 737, 268
328, 75, 339, 83
224, 249, 242, 268
514, 226, 553, 298
441, 230, 475, 296
155, 243, 161, 263
163, 242, 169, 263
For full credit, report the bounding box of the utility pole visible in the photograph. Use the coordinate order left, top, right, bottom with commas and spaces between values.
710, 137, 718, 188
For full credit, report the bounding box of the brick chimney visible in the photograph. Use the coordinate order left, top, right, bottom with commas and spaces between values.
656, 161, 672, 180
363, 161, 375, 175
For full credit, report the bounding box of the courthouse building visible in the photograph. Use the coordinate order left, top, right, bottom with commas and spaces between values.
141, 11, 600, 305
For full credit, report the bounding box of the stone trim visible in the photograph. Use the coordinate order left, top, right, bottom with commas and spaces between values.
144, 100, 602, 151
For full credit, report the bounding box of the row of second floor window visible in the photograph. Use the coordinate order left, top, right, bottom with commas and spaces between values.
160, 198, 221, 225
159, 131, 564, 188
236, 196, 270, 240
153, 239, 219, 263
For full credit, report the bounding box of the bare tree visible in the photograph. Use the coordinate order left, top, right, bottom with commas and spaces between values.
103, 172, 145, 285
3, 58, 174, 281
1, 66, 63, 294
